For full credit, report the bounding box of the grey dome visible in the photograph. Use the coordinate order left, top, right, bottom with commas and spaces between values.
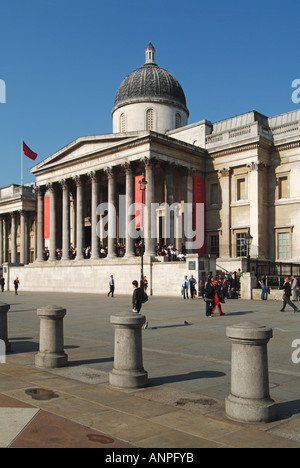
113, 44, 188, 115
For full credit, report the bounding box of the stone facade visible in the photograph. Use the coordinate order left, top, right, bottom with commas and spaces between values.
1, 45, 300, 295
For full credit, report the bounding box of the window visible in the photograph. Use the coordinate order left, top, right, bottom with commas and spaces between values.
175, 113, 181, 129
210, 234, 219, 257
120, 113, 126, 132
210, 183, 219, 205
278, 176, 288, 199
237, 178, 246, 201
277, 232, 290, 259
146, 109, 154, 130
236, 233, 247, 257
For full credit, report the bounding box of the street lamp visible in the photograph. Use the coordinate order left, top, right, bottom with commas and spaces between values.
139, 174, 147, 289
245, 230, 253, 273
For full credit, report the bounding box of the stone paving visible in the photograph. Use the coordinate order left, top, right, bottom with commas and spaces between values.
0, 290, 300, 448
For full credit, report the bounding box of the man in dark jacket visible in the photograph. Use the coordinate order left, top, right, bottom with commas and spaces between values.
204, 275, 215, 317
280, 277, 299, 313
132, 280, 144, 313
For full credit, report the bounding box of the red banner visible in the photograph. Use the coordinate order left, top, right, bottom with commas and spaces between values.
44, 196, 50, 239
194, 177, 205, 254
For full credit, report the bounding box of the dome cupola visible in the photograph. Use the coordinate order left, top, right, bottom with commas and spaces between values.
112, 43, 189, 134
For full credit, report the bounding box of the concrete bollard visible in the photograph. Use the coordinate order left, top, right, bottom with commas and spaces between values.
0, 302, 11, 353
35, 305, 68, 369
109, 311, 148, 389
225, 322, 276, 423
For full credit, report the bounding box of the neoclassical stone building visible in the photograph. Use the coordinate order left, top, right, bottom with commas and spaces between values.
2, 43, 300, 294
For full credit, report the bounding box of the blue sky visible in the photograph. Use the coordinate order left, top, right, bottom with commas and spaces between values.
0, 0, 299, 186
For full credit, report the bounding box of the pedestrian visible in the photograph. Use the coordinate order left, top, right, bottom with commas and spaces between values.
259, 275, 267, 300
143, 276, 148, 292
181, 275, 189, 299
14, 277, 20, 296
292, 276, 299, 301
108, 275, 115, 297
189, 275, 197, 299
132, 280, 144, 313
0, 276, 5, 292
211, 277, 225, 316
280, 277, 299, 313
204, 275, 215, 317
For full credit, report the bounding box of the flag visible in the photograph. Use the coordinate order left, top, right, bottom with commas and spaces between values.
23, 141, 38, 161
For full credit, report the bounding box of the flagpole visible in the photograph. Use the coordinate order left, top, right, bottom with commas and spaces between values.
21, 139, 23, 186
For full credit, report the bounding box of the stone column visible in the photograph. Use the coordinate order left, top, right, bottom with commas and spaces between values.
36, 186, 45, 262
165, 162, 175, 246
247, 161, 266, 258
106, 167, 117, 258
20, 210, 27, 264
10, 212, 17, 264
0, 216, 3, 267
124, 163, 135, 257
144, 158, 156, 256
89, 171, 100, 260
74, 176, 84, 260
218, 168, 232, 258
61, 179, 71, 261
225, 322, 276, 423
109, 311, 148, 389
0, 302, 11, 353
35, 305, 68, 369
48, 183, 57, 262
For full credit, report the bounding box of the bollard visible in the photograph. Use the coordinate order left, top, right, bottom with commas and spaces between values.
0, 302, 11, 353
109, 311, 148, 389
35, 305, 68, 369
225, 322, 276, 423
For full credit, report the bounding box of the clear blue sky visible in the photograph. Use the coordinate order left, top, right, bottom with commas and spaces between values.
0, 0, 299, 186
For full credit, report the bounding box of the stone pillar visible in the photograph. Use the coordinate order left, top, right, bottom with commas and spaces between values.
61, 180, 71, 261
124, 163, 135, 257
35, 305, 68, 369
225, 322, 276, 423
20, 210, 27, 264
109, 311, 148, 389
48, 183, 57, 262
106, 167, 117, 258
144, 158, 156, 256
74, 176, 84, 260
247, 161, 266, 258
36, 186, 45, 262
90, 171, 100, 260
10, 212, 17, 264
0, 302, 11, 353
218, 168, 232, 258
165, 162, 175, 245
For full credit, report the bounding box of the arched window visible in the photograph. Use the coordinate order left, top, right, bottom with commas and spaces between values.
175, 112, 181, 129
146, 108, 154, 130
120, 113, 126, 132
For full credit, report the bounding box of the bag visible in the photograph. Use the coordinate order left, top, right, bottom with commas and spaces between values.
141, 291, 149, 304
203, 297, 213, 303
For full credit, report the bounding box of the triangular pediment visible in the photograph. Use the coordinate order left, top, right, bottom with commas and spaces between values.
31, 132, 144, 174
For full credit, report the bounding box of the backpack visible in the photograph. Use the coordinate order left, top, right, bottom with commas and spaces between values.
141, 291, 149, 303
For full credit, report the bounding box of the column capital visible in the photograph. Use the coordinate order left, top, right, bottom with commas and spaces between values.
60, 178, 71, 190
122, 161, 138, 175
247, 161, 266, 172
104, 166, 117, 179
73, 175, 84, 187
218, 167, 232, 178
87, 170, 101, 183
36, 185, 46, 197
142, 157, 156, 169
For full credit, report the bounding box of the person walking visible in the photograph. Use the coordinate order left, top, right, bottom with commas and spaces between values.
108, 275, 115, 297
211, 277, 225, 316
280, 277, 299, 313
0, 276, 5, 292
292, 276, 299, 301
132, 280, 144, 313
204, 275, 215, 317
181, 275, 189, 299
14, 277, 20, 296
189, 275, 197, 299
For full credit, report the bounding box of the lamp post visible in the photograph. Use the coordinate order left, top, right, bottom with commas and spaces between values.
245, 230, 253, 273
139, 175, 147, 289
